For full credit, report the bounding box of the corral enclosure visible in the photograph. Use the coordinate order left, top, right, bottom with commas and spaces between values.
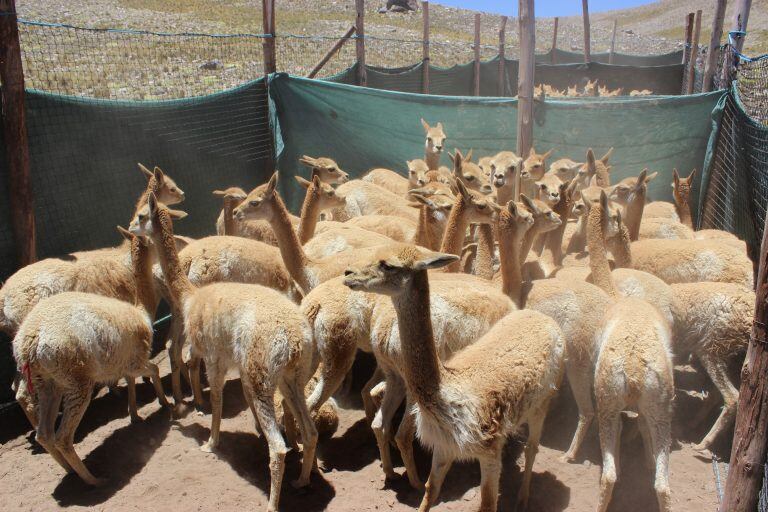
0, 1, 768, 511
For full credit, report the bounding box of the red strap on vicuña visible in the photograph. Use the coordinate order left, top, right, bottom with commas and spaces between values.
21, 363, 34, 395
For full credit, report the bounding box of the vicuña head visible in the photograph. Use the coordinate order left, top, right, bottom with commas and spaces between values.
453, 178, 501, 223
129, 199, 188, 237
212, 187, 247, 206
608, 169, 657, 206
490, 151, 523, 189
421, 118, 446, 155
299, 155, 349, 184
520, 147, 554, 182
451, 148, 493, 195
138, 163, 185, 205
343, 244, 457, 295
295, 174, 346, 211
406, 159, 430, 188
672, 167, 696, 205
535, 173, 567, 207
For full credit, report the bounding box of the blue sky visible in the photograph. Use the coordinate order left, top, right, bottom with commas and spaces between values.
432, 1, 656, 17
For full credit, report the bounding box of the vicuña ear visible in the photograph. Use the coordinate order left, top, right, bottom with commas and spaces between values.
520, 193, 537, 213
168, 209, 188, 220
421, 118, 430, 132
294, 175, 311, 189
212, 189, 227, 198
507, 200, 519, 215
299, 155, 317, 167
586, 149, 597, 174
148, 192, 159, 215
687, 168, 697, 182
645, 171, 658, 183
153, 167, 165, 184
672, 168, 680, 185
266, 172, 279, 195
542, 148, 554, 160
117, 225, 133, 241
138, 163, 153, 179
311, 174, 321, 187
414, 252, 460, 271
455, 177, 469, 198
637, 169, 648, 186
464, 149, 473, 163
600, 147, 613, 164
436, 122, 443, 131
599, 189, 609, 211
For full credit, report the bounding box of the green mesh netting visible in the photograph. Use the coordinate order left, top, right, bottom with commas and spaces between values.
326, 57, 685, 97
271, 74, 723, 213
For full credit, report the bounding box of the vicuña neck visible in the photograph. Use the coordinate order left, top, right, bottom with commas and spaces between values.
132, 239, 160, 319
425, 150, 440, 171
266, 193, 312, 292
543, 195, 570, 266
151, 215, 194, 309
675, 195, 693, 229
497, 220, 526, 308
566, 215, 588, 254
222, 200, 238, 236
439, 200, 469, 272
390, 270, 443, 408
608, 223, 632, 268
474, 224, 495, 280
586, 208, 618, 297
496, 183, 514, 208
135, 177, 159, 218
414, 205, 433, 249
624, 188, 646, 242
298, 187, 322, 244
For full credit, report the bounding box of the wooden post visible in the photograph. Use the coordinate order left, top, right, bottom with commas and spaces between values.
498, 15, 507, 96
608, 19, 617, 64
307, 26, 356, 78
683, 12, 694, 66
703, 0, 727, 92
720, 0, 752, 88
517, 0, 535, 200
685, 10, 702, 94
422, 1, 429, 94
551, 17, 558, 64
473, 13, 481, 96
581, 0, 591, 63
261, 0, 276, 74
355, 0, 366, 86
722, 211, 768, 511
0, 0, 35, 266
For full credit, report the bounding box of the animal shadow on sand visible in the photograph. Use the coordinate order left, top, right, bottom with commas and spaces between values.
52, 405, 171, 506
178, 422, 334, 512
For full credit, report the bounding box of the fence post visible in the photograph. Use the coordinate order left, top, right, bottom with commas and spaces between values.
682, 12, 694, 67
355, 0, 366, 86
703, 0, 727, 92
721, 212, 768, 511
261, 0, 276, 74
307, 26, 356, 79
685, 9, 702, 94
422, 1, 429, 94
517, 0, 535, 200
498, 15, 507, 96
608, 19, 617, 64
473, 13, 481, 96
551, 17, 558, 64
0, 0, 35, 267
721, 0, 753, 88
581, 0, 591, 63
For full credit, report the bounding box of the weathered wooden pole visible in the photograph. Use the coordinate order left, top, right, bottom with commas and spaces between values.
355, 0, 366, 86
722, 210, 768, 511
683, 12, 694, 67
581, 0, 591, 63
702, 0, 727, 92
261, 0, 276, 74
0, 0, 36, 266
498, 15, 507, 96
307, 26, 356, 78
422, 1, 429, 94
608, 19, 617, 64
517, 0, 535, 200
730, 0, 753, 54
551, 16, 558, 64
473, 13, 481, 96
686, 9, 703, 94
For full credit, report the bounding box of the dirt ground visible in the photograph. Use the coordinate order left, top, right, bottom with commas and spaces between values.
0, 354, 725, 512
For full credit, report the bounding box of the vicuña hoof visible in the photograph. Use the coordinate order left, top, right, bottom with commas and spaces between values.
200, 440, 218, 453
291, 478, 311, 490
130, 413, 144, 424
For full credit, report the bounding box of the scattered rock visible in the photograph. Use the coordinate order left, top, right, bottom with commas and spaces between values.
199, 60, 222, 71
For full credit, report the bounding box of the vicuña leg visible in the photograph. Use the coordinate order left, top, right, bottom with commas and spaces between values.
55, 381, 104, 486
517, 404, 548, 511
201, 357, 226, 453
35, 379, 71, 472
253, 392, 288, 512
279, 375, 319, 488
478, 450, 503, 512
418, 452, 453, 512
394, 396, 423, 490
371, 369, 406, 480
694, 353, 738, 453
562, 358, 595, 463
126, 377, 141, 422
596, 409, 621, 512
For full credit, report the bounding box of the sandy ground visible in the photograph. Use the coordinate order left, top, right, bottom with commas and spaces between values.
0, 354, 725, 512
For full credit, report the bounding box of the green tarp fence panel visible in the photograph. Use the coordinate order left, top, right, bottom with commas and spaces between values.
270, 74, 724, 214
535, 48, 684, 66
0, 79, 272, 402
326, 57, 685, 97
